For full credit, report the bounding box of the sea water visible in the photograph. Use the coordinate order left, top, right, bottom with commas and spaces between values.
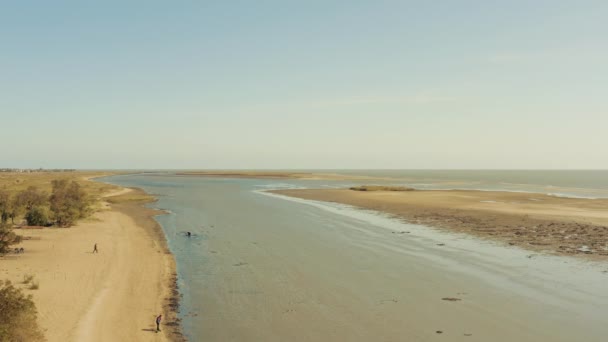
99, 171, 608, 341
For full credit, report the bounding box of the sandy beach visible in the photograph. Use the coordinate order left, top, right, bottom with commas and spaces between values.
0, 187, 181, 342
272, 188, 608, 258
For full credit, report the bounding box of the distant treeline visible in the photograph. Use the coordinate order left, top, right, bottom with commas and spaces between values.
0, 168, 76, 173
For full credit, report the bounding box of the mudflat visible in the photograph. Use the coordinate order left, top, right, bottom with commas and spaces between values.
271, 188, 608, 258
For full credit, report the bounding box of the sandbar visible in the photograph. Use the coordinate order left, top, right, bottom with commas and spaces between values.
271, 188, 608, 258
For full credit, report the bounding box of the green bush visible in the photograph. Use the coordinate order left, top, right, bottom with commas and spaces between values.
0, 280, 44, 341
25, 206, 50, 226
50, 180, 90, 227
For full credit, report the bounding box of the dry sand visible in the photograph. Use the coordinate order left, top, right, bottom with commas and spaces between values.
0, 188, 181, 342
272, 188, 608, 258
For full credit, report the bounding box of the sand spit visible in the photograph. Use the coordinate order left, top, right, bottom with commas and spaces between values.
271, 188, 608, 258
0, 187, 183, 342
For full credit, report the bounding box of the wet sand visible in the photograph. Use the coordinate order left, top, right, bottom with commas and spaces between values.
0, 188, 181, 342
271, 188, 608, 258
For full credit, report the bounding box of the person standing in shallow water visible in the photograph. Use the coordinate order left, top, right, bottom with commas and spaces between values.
156, 314, 162, 332
93, 243, 98, 253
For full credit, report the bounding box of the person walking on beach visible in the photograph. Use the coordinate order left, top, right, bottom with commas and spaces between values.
93, 243, 98, 253
156, 314, 162, 332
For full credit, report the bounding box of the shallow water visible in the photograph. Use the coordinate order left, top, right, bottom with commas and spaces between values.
100, 173, 608, 341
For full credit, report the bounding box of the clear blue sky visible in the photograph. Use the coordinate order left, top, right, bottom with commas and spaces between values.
1, 1, 606, 169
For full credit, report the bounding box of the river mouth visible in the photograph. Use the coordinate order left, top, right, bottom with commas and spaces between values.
100, 172, 608, 342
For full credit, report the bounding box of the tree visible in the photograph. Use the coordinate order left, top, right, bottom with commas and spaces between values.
13, 187, 48, 225
0, 189, 11, 224
50, 180, 89, 227
24, 206, 50, 227
14, 187, 48, 212
66, 181, 90, 218
49, 180, 71, 227
0, 280, 45, 341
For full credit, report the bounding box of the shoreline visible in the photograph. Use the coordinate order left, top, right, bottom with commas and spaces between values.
107, 187, 186, 342
270, 188, 608, 259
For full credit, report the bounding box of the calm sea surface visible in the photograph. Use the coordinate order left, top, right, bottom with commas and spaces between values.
99, 171, 608, 341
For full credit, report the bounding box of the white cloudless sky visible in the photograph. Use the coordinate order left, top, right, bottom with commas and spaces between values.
1, 1, 607, 169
